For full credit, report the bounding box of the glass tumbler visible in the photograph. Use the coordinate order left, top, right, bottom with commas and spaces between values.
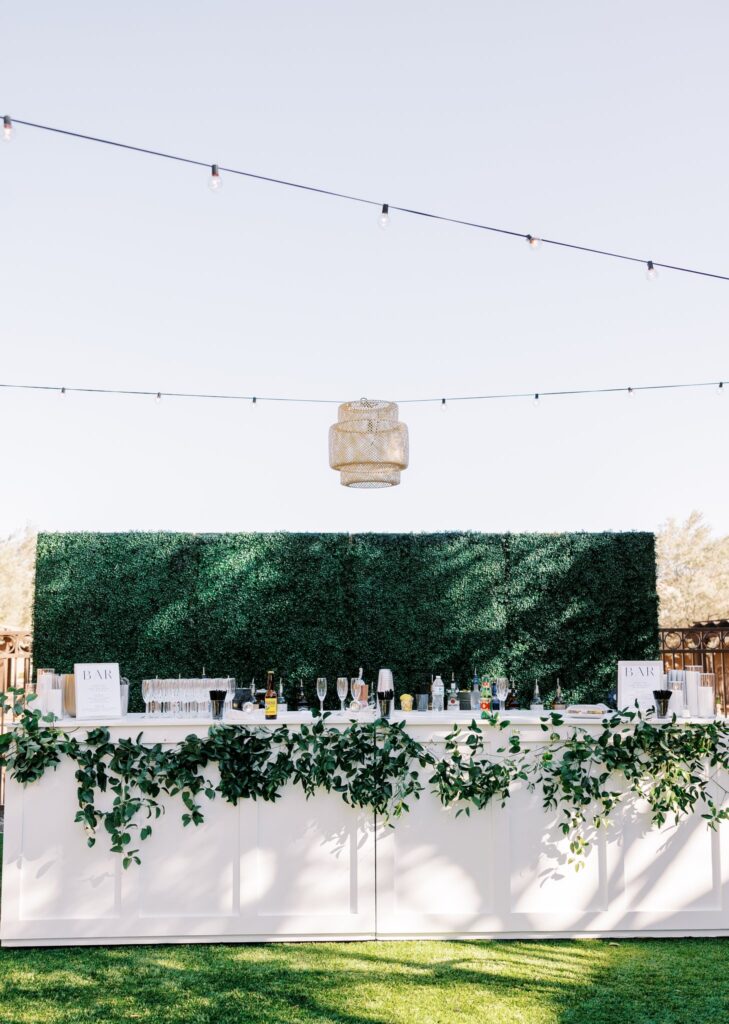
698, 674, 716, 718
209, 689, 227, 720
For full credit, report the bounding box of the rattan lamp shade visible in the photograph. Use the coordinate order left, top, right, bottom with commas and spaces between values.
329, 399, 409, 488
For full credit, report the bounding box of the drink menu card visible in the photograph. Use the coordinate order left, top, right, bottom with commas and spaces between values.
74, 663, 122, 720
617, 661, 664, 711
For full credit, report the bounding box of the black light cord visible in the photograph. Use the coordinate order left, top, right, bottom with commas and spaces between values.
6, 116, 729, 283
0, 379, 725, 406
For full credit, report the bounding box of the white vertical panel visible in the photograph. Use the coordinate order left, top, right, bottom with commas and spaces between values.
2, 717, 728, 944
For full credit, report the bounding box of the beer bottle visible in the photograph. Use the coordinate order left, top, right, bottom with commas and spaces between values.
265, 670, 278, 720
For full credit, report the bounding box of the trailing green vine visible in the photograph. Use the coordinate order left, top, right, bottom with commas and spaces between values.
2, 689, 728, 869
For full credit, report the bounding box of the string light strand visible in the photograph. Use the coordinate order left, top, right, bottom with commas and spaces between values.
5, 115, 729, 284
0, 379, 725, 407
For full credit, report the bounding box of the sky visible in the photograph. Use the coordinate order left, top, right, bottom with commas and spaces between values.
1, 1, 728, 538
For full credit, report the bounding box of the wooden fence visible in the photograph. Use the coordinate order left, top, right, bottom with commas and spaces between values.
0, 630, 33, 807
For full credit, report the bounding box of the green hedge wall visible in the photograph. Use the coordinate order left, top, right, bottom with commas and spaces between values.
33, 531, 659, 711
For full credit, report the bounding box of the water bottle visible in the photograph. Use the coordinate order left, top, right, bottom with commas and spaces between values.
432, 674, 445, 712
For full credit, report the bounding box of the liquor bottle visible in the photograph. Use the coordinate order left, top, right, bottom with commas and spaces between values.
552, 678, 566, 710
278, 677, 287, 714
447, 673, 459, 711
479, 678, 492, 719
265, 671, 278, 720
432, 674, 445, 712
356, 667, 371, 709
530, 681, 544, 712
296, 678, 310, 713
471, 668, 480, 710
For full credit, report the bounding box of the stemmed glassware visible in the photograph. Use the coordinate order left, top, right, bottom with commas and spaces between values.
140, 676, 235, 718
496, 677, 510, 711
142, 679, 154, 717
336, 677, 349, 713
350, 676, 363, 708
316, 677, 327, 714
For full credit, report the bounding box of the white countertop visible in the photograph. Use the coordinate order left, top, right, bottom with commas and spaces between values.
38, 708, 724, 730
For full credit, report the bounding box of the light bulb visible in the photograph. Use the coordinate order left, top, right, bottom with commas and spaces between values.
646, 260, 657, 281
2, 115, 12, 142
718, 382, 724, 396
533, 392, 540, 406
60, 387, 66, 396
526, 234, 540, 249
155, 392, 162, 403
208, 164, 222, 191
627, 386, 634, 398
378, 203, 390, 229
441, 398, 447, 411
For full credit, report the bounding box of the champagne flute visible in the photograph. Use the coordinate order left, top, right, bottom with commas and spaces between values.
316, 677, 327, 714
351, 676, 362, 708
496, 677, 510, 712
336, 676, 349, 713
142, 679, 153, 718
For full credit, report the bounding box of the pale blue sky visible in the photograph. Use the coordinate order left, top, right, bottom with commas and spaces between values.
1, 2, 728, 536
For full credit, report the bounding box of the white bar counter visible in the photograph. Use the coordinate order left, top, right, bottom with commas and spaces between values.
2, 710, 728, 945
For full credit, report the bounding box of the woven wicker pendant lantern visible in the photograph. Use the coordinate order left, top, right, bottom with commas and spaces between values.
329, 399, 409, 488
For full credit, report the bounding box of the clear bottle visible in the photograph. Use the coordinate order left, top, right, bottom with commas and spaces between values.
447, 672, 459, 711
530, 680, 544, 712
471, 668, 480, 710
296, 678, 310, 713
552, 678, 566, 710
432, 674, 445, 712
278, 677, 287, 714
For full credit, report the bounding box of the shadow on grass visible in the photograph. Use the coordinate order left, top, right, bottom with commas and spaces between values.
1, 935, 728, 1024
554, 937, 729, 1024
0, 939, 588, 1024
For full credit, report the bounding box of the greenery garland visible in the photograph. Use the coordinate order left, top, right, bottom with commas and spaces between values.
1, 689, 728, 870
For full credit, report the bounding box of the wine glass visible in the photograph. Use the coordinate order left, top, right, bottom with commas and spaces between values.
316, 677, 327, 714
224, 677, 235, 715
336, 677, 349, 713
162, 679, 172, 716
172, 678, 183, 718
350, 677, 362, 707
142, 679, 153, 717
496, 677, 509, 711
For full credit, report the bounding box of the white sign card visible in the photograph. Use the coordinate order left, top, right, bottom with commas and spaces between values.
617, 661, 664, 711
74, 663, 122, 720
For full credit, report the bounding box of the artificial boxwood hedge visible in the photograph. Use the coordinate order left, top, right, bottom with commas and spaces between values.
33, 531, 658, 711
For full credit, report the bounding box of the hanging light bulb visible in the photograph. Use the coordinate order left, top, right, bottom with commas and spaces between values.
208, 164, 222, 191
646, 260, 657, 281
60, 387, 66, 397
627, 386, 635, 398
526, 234, 540, 249
378, 203, 390, 229
441, 398, 447, 411
2, 115, 12, 142
533, 392, 540, 406
718, 382, 724, 396
155, 392, 162, 403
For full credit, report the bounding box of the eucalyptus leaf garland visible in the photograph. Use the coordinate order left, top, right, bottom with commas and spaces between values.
2, 689, 728, 870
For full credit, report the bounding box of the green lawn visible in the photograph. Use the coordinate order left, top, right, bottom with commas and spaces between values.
0, 837, 727, 1024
